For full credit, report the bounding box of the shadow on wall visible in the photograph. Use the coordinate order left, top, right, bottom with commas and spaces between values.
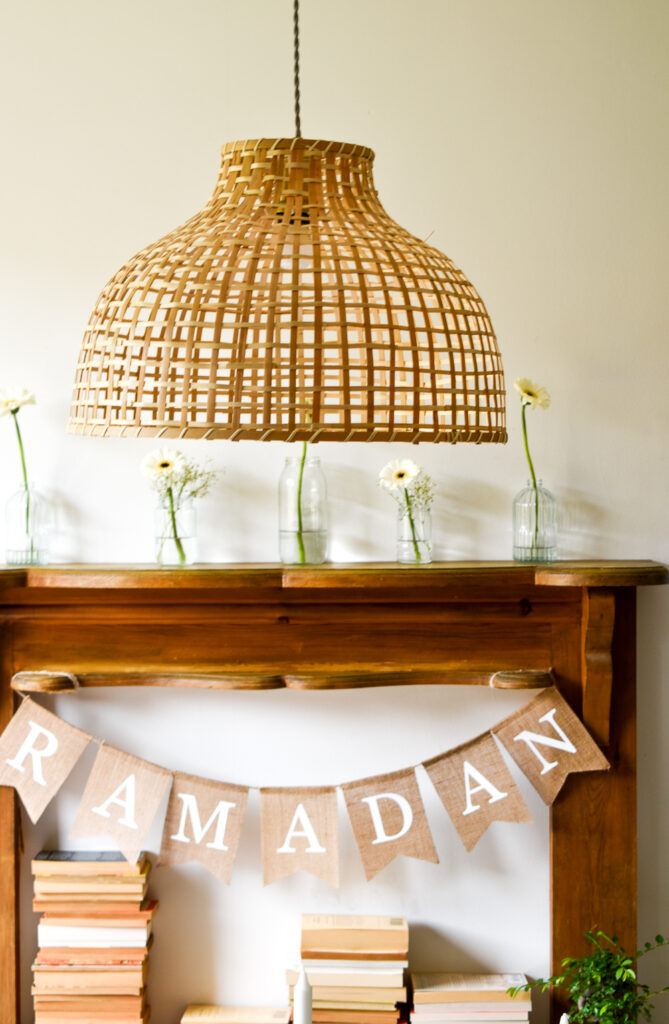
557, 487, 613, 557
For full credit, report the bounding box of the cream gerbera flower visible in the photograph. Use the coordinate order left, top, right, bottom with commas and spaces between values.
0, 387, 36, 417
141, 447, 187, 480
514, 378, 550, 409
378, 458, 421, 492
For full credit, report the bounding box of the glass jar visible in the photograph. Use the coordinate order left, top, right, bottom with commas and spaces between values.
278, 453, 328, 564
512, 480, 557, 562
155, 500, 196, 566
397, 502, 432, 564
5, 484, 52, 565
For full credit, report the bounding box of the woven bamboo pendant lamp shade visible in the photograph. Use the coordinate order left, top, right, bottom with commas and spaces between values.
69, 0, 506, 443
69, 137, 506, 443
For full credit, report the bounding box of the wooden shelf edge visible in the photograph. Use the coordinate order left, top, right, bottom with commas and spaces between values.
0, 560, 665, 592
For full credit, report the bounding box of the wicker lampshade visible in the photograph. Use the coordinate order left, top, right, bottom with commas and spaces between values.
69, 137, 506, 443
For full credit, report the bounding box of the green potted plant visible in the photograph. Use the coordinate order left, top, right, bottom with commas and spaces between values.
509, 930, 669, 1022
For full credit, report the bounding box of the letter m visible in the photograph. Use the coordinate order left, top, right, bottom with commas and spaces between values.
170, 793, 236, 851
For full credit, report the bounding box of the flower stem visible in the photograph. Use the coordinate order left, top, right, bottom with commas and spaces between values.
404, 487, 422, 562
295, 440, 307, 564
521, 403, 540, 557
11, 410, 34, 557
167, 485, 187, 565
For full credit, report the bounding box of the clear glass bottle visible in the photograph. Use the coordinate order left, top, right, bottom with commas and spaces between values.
397, 502, 432, 564
512, 479, 557, 562
5, 484, 52, 565
279, 453, 328, 564
155, 500, 196, 566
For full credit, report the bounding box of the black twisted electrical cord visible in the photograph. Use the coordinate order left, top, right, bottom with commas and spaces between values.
294, 0, 302, 137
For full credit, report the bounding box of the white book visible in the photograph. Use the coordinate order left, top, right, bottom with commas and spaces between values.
37, 924, 150, 948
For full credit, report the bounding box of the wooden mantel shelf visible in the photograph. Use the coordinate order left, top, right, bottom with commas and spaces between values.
0, 560, 666, 1024
0, 559, 665, 591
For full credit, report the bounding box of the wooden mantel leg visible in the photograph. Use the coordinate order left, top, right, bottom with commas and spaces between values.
549, 588, 637, 1022
0, 628, 19, 1024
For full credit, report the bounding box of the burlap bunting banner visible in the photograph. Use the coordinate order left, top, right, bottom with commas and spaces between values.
260, 787, 339, 887
424, 731, 532, 850
159, 772, 248, 883
492, 687, 610, 804
342, 767, 439, 881
70, 746, 172, 863
0, 684, 612, 878
0, 698, 91, 823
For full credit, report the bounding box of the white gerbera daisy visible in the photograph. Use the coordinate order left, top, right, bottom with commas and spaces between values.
514, 378, 550, 410
0, 387, 36, 417
141, 447, 186, 480
378, 458, 420, 492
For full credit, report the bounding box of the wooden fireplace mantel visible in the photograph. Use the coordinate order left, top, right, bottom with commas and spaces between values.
0, 560, 666, 1022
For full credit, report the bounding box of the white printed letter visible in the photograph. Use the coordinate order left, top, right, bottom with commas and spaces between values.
362, 792, 413, 845
461, 760, 508, 816
170, 793, 236, 851
513, 707, 577, 774
92, 773, 139, 829
6, 720, 59, 786
277, 803, 326, 854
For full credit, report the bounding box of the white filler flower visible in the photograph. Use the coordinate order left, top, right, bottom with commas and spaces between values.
0, 387, 36, 417
514, 378, 551, 410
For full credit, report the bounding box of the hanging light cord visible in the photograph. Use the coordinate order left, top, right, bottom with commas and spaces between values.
293, 0, 302, 137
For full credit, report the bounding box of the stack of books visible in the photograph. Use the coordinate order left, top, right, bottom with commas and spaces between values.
180, 1009, 291, 1024
288, 914, 409, 1024
31, 850, 157, 1024
410, 973, 532, 1024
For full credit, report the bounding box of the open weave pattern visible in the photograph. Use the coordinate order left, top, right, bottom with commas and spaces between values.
69, 138, 507, 442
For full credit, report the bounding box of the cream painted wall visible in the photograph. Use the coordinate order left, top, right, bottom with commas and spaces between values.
1, 1, 668, 1021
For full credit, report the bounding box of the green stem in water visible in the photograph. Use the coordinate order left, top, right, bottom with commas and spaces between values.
11, 411, 34, 557
521, 403, 540, 557
403, 487, 422, 562
295, 440, 307, 564
167, 485, 187, 566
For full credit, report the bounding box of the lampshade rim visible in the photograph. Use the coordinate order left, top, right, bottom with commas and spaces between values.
220, 136, 375, 162
66, 421, 508, 445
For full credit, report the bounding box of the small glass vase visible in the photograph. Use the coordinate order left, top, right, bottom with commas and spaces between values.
397, 502, 432, 564
512, 479, 557, 562
155, 500, 196, 566
278, 454, 328, 565
5, 484, 52, 565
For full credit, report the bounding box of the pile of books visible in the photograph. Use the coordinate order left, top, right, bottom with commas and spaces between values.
180, 1008, 291, 1024
31, 850, 157, 1024
288, 914, 409, 1024
410, 973, 532, 1024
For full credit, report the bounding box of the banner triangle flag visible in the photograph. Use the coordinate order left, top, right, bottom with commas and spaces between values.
0, 697, 91, 823
424, 731, 532, 851
492, 686, 610, 804
342, 767, 439, 881
159, 772, 248, 883
260, 786, 339, 887
70, 745, 172, 863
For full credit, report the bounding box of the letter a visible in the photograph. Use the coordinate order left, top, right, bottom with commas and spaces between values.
514, 707, 577, 774
461, 760, 508, 816
6, 720, 59, 787
170, 793, 236, 851
277, 802, 326, 854
92, 773, 139, 829
362, 792, 413, 845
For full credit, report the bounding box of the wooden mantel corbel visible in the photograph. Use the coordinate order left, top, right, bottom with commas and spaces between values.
580, 587, 616, 747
